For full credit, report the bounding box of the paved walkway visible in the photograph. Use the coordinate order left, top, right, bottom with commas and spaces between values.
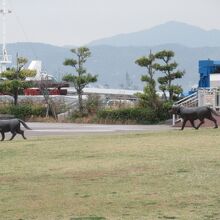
24, 122, 174, 137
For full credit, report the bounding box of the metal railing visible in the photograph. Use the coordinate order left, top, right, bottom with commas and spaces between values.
175, 92, 198, 108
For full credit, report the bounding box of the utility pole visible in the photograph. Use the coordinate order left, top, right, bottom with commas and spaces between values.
0, 0, 12, 73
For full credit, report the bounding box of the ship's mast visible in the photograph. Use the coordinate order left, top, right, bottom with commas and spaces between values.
0, 0, 11, 73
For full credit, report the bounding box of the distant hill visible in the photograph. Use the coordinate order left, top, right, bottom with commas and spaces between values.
88, 21, 220, 47
4, 42, 220, 91
87, 44, 220, 91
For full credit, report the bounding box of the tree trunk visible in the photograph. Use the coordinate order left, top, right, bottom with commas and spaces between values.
168, 78, 172, 101
78, 92, 83, 114
14, 90, 18, 105
163, 91, 167, 101
169, 91, 173, 101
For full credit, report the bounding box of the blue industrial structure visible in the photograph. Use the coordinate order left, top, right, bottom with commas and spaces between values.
199, 60, 220, 88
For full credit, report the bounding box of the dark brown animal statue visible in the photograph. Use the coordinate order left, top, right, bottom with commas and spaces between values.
0, 118, 31, 141
171, 105, 219, 130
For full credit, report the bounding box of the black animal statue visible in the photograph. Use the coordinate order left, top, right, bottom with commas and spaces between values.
171, 105, 219, 130
0, 118, 31, 141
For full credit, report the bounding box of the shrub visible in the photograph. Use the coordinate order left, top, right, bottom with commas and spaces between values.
97, 102, 172, 124
97, 107, 159, 124
84, 95, 102, 114
0, 104, 46, 120
31, 105, 47, 117
155, 101, 173, 120
9, 105, 32, 119
70, 110, 88, 120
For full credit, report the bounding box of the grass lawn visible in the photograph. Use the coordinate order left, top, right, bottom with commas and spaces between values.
0, 129, 220, 220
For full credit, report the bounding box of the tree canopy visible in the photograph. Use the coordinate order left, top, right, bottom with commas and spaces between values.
63, 47, 97, 113
135, 52, 159, 109
154, 50, 184, 101
0, 57, 36, 105
135, 48, 185, 117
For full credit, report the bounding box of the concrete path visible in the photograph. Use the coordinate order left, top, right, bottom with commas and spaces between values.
24, 122, 174, 137
0, 122, 175, 141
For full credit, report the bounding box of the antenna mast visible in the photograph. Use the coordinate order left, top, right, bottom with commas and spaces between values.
0, 0, 12, 73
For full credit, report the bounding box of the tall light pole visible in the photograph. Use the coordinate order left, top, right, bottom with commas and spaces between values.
0, 0, 12, 73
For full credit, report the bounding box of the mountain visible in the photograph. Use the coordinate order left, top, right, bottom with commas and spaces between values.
87, 44, 220, 91
4, 42, 220, 92
88, 21, 220, 47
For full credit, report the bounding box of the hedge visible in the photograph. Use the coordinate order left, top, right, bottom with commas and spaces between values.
97, 107, 164, 124
0, 104, 46, 120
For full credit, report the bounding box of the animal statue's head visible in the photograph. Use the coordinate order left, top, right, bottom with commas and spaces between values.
169, 105, 181, 115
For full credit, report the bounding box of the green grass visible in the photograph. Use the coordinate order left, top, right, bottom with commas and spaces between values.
1, 129, 220, 219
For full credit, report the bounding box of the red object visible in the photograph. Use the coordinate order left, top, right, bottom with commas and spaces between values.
60, 89, 67, 95
49, 89, 60, 95
24, 88, 41, 95
24, 87, 67, 96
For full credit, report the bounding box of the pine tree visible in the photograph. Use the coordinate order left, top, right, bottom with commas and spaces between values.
154, 50, 184, 101
63, 47, 97, 113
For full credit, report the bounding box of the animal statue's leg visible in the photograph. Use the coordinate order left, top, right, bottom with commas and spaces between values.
190, 120, 197, 129
209, 116, 218, 128
1, 132, 5, 141
196, 119, 204, 129
181, 120, 187, 130
9, 132, 17, 141
18, 130, 26, 139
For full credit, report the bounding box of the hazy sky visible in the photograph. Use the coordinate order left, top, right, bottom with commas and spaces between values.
2, 0, 220, 46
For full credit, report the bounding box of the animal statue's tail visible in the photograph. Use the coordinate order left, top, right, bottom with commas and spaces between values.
18, 119, 32, 130
208, 107, 220, 116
